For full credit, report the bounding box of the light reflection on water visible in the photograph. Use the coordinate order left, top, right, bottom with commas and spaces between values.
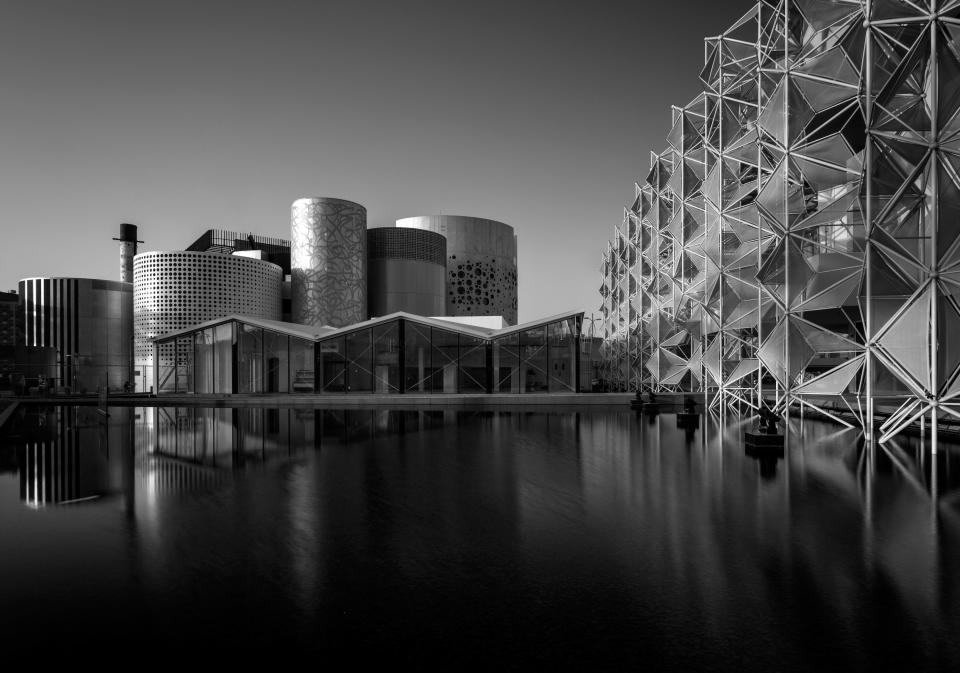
0, 405, 958, 669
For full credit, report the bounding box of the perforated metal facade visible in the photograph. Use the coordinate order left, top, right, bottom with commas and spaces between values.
367, 227, 446, 266
367, 228, 446, 317
397, 215, 518, 325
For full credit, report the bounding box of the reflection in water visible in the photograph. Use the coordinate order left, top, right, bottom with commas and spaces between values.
5, 406, 132, 507
0, 406, 957, 668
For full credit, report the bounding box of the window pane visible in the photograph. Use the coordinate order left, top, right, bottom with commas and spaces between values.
373, 322, 401, 393
157, 341, 177, 394
264, 331, 289, 393
195, 329, 214, 394
237, 324, 263, 393
459, 334, 487, 393
319, 337, 346, 393
346, 329, 373, 393
213, 323, 233, 394
404, 322, 433, 393
492, 333, 520, 393
548, 319, 576, 392
290, 337, 315, 392
519, 326, 548, 392
430, 328, 459, 393
175, 336, 194, 393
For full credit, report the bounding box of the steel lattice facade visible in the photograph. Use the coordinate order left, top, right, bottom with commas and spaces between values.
598, 0, 960, 443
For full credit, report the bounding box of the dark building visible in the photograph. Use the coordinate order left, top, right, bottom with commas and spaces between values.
0, 291, 17, 347
0, 344, 57, 394
186, 229, 291, 274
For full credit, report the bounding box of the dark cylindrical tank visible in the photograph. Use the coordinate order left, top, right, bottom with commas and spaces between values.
367, 228, 446, 318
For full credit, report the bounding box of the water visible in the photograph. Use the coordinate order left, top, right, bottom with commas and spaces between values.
0, 405, 958, 669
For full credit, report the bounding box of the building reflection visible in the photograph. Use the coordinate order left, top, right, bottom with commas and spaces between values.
8, 406, 130, 507
0, 404, 957, 662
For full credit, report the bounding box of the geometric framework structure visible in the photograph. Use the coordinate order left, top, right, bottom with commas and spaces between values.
599, 0, 960, 447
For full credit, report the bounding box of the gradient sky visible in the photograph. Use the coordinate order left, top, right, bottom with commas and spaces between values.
0, 0, 755, 323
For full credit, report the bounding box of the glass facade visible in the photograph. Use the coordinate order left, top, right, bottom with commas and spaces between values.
237, 324, 263, 393
404, 322, 433, 393
155, 314, 582, 395
492, 333, 520, 393
264, 330, 288, 393
290, 337, 314, 392
548, 318, 577, 392
319, 336, 346, 392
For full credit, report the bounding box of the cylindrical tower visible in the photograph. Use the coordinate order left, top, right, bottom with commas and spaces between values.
18, 277, 133, 392
291, 197, 367, 327
367, 227, 446, 317
396, 215, 518, 325
114, 223, 139, 283
133, 251, 283, 392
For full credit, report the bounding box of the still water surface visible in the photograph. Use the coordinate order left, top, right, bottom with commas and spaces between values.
0, 405, 958, 669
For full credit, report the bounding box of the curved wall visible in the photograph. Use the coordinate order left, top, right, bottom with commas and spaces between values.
396, 215, 518, 325
133, 251, 282, 391
19, 277, 133, 392
291, 198, 367, 327
367, 227, 446, 317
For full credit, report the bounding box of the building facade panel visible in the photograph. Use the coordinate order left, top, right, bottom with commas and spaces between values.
397, 215, 518, 325
367, 228, 446, 318
133, 251, 282, 392
291, 198, 367, 328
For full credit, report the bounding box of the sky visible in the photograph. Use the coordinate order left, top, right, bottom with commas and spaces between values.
0, 0, 755, 323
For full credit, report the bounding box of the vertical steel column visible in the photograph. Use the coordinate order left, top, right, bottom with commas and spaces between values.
929, 12, 939, 454
864, 0, 875, 443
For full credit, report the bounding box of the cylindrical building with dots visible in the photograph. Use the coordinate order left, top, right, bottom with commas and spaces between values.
133, 251, 282, 392
396, 215, 517, 325
291, 197, 367, 327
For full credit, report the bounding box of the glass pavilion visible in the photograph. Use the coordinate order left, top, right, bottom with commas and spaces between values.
153, 312, 583, 395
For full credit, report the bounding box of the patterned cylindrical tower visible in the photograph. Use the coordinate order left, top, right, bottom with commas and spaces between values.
291, 197, 367, 327
396, 215, 518, 325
